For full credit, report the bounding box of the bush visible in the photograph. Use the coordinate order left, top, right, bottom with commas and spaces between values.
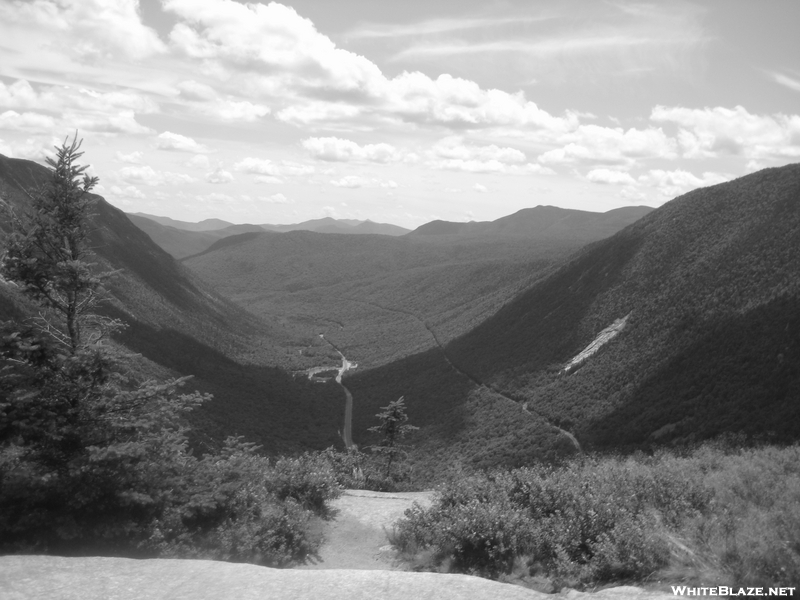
142, 438, 340, 566
391, 444, 800, 588
268, 452, 341, 515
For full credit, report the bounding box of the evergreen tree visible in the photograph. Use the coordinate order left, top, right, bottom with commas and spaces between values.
2, 135, 111, 352
368, 396, 418, 479
0, 135, 206, 553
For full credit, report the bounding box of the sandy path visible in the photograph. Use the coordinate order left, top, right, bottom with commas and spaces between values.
299, 489, 434, 571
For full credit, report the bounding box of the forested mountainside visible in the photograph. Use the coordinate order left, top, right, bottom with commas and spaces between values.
184, 206, 649, 369
347, 163, 800, 470
0, 154, 342, 453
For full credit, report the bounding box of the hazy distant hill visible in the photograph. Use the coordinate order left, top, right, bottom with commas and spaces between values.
346, 163, 800, 469
129, 213, 410, 258
261, 216, 410, 236
127, 214, 266, 259
409, 206, 653, 239
184, 206, 650, 368
131, 213, 236, 232
0, 155, 343, 454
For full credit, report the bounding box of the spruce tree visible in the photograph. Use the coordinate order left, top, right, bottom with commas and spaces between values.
0, 135, 205, 553
368, 396, 418, 479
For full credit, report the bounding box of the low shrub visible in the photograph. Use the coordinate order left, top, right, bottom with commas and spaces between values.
391, 443, 800, 588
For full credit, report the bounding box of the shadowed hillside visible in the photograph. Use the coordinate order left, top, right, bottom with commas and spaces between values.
441, 163, 800, 450
0, 154, 343, 453
339, 164, 800, 473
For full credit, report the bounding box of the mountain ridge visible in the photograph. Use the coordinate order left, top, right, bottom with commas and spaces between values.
343, 162, 800, 470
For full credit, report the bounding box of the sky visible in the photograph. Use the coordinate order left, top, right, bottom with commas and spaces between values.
0, 0, 799, 228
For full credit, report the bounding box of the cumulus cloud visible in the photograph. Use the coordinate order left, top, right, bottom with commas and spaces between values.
330, 175, 396, 189
0, 110, 56, 131
186, 154, 211, 169
234, 157, 314, 177
586, 168, 636, 185
331, 176, 368, 188
425, 136, 533, 173
67, 110, 154, 135
302, 137, 400, 163
206, 167, 234, 184
176, 80, 217, 101
260, 193, 292, 204
0, 80, 159, 115
0, 0, 166, 62
0, 137, 59, 161
473, 183, 488, 192
423, 137, 556, 175
0, 80, 157, 135
156, 131, 210, 153
118, 165, 197, 186
116, 150, 144, 164
162, 0, 579, 133
109, 184, 146, 200
651, 105, 800, 161
636, 169, 731, 198
539, 124, 677, 167
254, 175, 283, 184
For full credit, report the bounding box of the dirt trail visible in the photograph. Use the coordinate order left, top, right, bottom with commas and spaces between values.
299, 490, 434, 571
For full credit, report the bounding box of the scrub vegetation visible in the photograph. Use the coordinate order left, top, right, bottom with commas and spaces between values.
391, 441, 800, 589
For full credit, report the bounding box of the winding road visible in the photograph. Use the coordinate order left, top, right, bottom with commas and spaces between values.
318, 334, 356, 449
333, 296, 582, 453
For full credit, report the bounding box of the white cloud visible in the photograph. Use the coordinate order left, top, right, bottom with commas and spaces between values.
331, 176, 368, 188
769, 72, 800, 93
431, 137, 525, 163
116, 150, 144, 164
118, 165, 197, 186
234, 157, 314, 177
651, 105, 800, 161
586, 168, 636, 185
109, 184, 146, 199
176, 80, 271, 122
539, 124, 677, 167
206, 167, 234, 184
194, 192, 236, 205
635, 169, 731, 199
66, 110, 154, 135
0, 137, 59, 161
156, 131, 210, 153
162, 0, 579, 133
0, 0, 166, 62
330, 175, 396, 189
302, 137, 400, 163
186, 154, 211, 169
0, 80, 157, 136
260, 193, 292, 204
0, 110, 56, 131
473, 183, 488, 193
201, 99, 270, 122
254, 175, 283, 184
0, 80, 159, 115
425, 137, 557, 174
177, 80, 217, 101
349, 16, 542, 39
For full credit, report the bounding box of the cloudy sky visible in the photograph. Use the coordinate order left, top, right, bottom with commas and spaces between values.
1, 0, 798, 227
